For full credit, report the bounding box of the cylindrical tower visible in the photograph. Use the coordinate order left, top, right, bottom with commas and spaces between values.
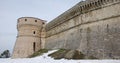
12, 17, 46, 58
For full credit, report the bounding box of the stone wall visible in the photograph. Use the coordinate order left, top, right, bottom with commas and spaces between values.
45, 0, 120, 59
12, 17, 46, 58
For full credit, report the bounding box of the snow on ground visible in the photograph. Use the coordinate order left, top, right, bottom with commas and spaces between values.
0, 50, 120, 63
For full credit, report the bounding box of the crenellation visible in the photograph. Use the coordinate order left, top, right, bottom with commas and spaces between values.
13, 0, 120, 59
98, 0, 102, 5
46, 0, 120, 31
46, 0, 120, 35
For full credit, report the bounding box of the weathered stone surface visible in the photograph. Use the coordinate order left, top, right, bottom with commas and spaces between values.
64, 50, 75, 59
45, 0, 120, 59
12, 17, 46, 58
48, 49, 87, 59
13, 0, 120, 59
48, 49, 70, 59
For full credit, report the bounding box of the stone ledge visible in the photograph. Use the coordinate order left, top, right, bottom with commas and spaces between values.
46, 14, 120, 37
46, 0, 120, 31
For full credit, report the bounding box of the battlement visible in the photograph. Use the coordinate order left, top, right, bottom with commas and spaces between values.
46, 0, 120, 31
13, 0, 120, 59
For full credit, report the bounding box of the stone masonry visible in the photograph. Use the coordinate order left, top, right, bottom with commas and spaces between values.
12, 17, 46, 58
12, 0, 120, 59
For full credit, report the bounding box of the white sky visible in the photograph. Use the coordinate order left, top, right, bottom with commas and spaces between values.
0, 0, 82, 54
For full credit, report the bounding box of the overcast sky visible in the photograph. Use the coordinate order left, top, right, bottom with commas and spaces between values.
0, 0, 82, 54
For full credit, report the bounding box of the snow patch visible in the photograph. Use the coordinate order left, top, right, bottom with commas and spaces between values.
0, 50, 120, 63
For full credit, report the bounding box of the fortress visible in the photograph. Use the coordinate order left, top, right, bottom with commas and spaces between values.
12, 0, 120, 59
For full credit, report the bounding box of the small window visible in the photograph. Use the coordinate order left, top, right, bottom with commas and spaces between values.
106, 24, 109, 32
33, 42, 36, 52
25, 19, 27, 21
33, 31, 35, 34
107, 24, 109, 28
35, 20, 37, 22
42, 22, 45, 24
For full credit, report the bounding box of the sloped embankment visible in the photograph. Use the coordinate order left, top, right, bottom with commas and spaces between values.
48, 49, 97, 59
29, 49, 49, 58
29, 49, 97, 59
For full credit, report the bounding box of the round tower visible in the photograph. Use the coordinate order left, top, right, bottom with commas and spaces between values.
12, 17, 46, 58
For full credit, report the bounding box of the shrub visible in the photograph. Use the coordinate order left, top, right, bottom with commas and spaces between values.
29, 49, 48, 58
